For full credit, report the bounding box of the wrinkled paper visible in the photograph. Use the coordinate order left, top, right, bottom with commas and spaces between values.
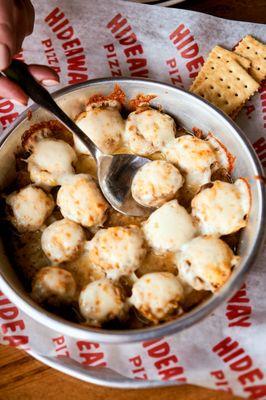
0, 0, 265, 397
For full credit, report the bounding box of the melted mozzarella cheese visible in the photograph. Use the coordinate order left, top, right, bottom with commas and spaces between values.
28, 139, 77, 187
192, 179, 251, 236
41, 219, 86, 263
74, 102, 124, 154
6, 185, 54, 232
131, 160, 183, 207
88, 226, 146, 280
130, 272, 183, 322
177, 236, 240, 292
79, 278, 125, 325
143, 200, 197, 253
163, 135, 217, 192
124, 108, 176, 155
57, 174, 108, 227
32, 266, 76, 305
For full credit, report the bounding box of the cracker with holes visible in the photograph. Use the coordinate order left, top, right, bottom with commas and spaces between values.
190, 46, 259, 117
234, 35, 266, 83
190, 46, 251, 92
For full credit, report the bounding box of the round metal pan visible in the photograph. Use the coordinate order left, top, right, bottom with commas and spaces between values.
0, 78, 265, 345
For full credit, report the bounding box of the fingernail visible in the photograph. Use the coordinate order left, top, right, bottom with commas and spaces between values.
42, 79, 59, 86
0, 43, 11, 70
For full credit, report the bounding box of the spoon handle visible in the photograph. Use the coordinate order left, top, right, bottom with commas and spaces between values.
4, 60, 100, 160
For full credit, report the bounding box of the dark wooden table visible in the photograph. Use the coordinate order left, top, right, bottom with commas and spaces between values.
178, 0, 266, 23
0, 1, 265, 399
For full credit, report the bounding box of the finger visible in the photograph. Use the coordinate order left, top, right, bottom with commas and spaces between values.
0, 1, 34, 68
0, 0, 17, 69
0, 43, 11, 71
13, 1, 33, 54
22, 0, 35, 36
0, 64, 60, 107
0, 75, 28, 105
28, 64, 60, 86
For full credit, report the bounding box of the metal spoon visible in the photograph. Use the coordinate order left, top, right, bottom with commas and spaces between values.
3, 60, 150, 217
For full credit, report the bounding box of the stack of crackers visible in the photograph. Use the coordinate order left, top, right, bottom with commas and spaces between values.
190, 35, 266, 119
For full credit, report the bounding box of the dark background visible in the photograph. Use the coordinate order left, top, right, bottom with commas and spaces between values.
175, 0, 266, 23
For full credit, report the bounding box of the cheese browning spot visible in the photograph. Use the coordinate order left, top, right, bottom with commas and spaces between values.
79, 278, 125, 325
124, 108, 176, 156
130, 272, 184, 323
177, 236, 239, 292
6, 185, 54, 233
32, 266, 76, 306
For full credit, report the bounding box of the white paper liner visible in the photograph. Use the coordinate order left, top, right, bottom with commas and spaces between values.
0, 1, 265, 397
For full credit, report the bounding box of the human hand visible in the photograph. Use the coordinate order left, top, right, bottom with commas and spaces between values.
0, 0, 59, 105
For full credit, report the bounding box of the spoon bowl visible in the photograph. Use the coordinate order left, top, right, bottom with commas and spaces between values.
97, 153, 151, 216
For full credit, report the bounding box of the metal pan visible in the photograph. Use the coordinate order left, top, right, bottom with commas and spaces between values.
29, 350, 178, 388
